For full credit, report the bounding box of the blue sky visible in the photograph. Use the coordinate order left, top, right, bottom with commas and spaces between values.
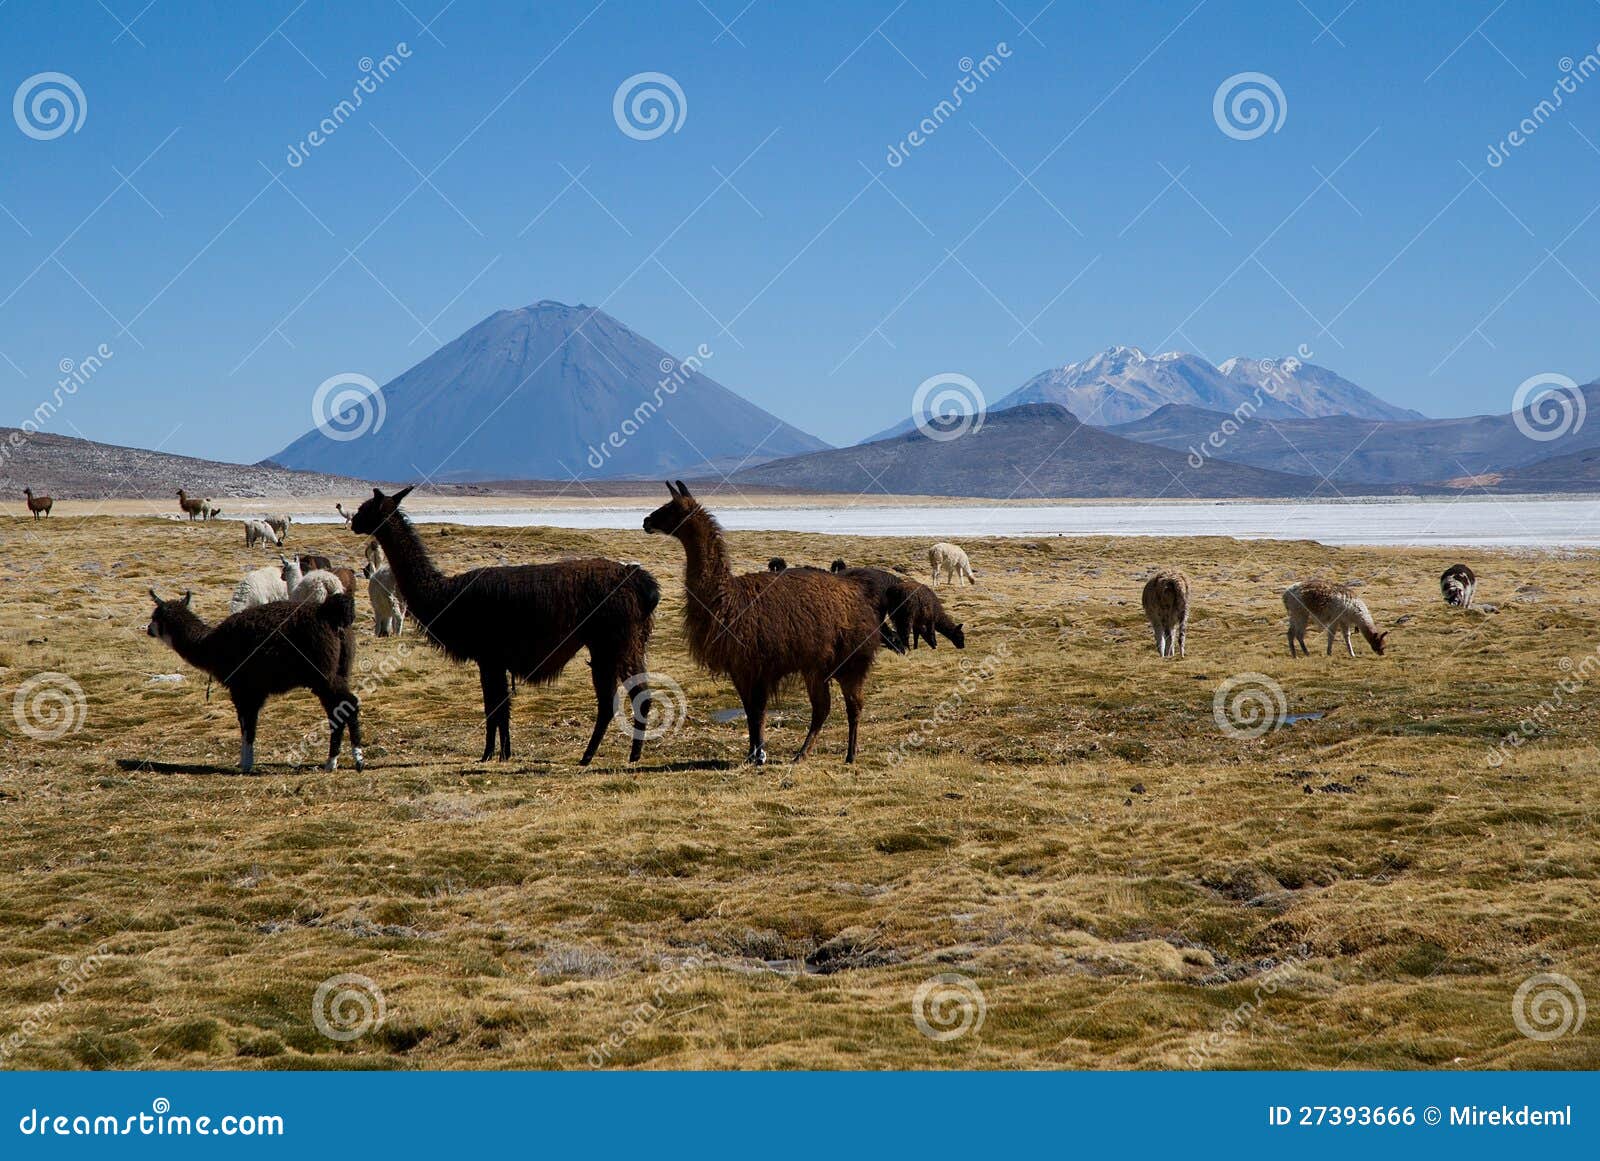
2, 0, 1599, 463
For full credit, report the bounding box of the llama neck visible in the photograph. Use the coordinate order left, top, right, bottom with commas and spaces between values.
674, 507, 732, 608
371, 514, 449, 615
162, 608, 218, 675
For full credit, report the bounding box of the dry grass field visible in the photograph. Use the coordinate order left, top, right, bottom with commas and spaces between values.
0, 505, 1595, 1070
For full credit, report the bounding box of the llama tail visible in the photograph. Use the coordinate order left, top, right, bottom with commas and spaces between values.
629, 565, 662, 618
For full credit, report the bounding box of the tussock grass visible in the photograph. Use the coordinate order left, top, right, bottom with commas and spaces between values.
0, 512, 1595, 1069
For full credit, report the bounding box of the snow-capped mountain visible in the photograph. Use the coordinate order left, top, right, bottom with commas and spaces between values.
270, 301, 829, 481
862, 346, 1422, 441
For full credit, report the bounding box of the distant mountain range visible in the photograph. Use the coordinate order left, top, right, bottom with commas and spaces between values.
730, 403, 1333, 499
271, 301, 828, 482
865, 346, 1423, 442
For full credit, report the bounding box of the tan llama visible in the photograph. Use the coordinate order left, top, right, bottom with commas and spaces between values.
1141, 570, 1189, 657
1283, 580, 1388, 658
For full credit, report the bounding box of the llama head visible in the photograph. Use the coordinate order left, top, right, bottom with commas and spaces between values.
830, 559, 847, 573
350, 485, 415, 536
1368, 629, 1389, 656
642, 480, 697, 537
146, 588, 193, 640
768, 558, 787, 572
945, 622, 966, 649
22, 487, 31, 497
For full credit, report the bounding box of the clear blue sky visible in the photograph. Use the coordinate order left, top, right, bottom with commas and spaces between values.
2, 0, 1598, 462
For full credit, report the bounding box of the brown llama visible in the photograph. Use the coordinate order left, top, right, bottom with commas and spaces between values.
175, 488, 206, 520
1141, 570, 1190, 658
350, 486, 660, 764
22, 487, 52, 519
643, 481, 881, 764
835, 566, 965, 651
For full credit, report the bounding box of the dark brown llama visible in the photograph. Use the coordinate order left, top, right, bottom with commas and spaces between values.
22, 487, 51, 519
350, 486, 660, 764
643, 481, 882, 764
146, 588, 362, 773
175, 488, 206, 520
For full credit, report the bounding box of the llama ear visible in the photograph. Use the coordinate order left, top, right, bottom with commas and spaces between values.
372, 487, 385, 499
664, 481, 678, 496
674, 480, 691, 497
393, 485, 414, 504
182, 590, 192, 608
149, 588, 162, 604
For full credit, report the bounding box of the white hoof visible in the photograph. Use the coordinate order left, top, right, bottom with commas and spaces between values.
352, 747, 364, 772
321, 757, 337, 772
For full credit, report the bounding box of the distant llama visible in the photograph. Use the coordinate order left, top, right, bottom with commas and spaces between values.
175, 489, 207, 521
147, 588, 361, 773
244, 519, 281, 548
1440, 563, 1476, 609
767, 557, 788, 572
264, 514, 292, 542
928, 542, 975, 586
1141, 570, 1190, 658
351, 486, 660, 764
199, 499, 223, 520
1284, 580, 1389, 658
22, 487, 51, 519
336, 502, 354, 528
643, 481, 882, 763
835, 566, 965, 651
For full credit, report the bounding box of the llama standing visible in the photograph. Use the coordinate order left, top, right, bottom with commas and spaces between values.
643, 481, 881, 764
146, 588, 362, 773
1284, 580, 1389, 658
835, 566, 966, 651
364, 560, 407, 636
175, 489, 207, 521
22, 488, 51, 519
1141, 570, 1190, 658
1441, 563, 1476, 609
928, 542, 975, 586
350, 486, 660, 764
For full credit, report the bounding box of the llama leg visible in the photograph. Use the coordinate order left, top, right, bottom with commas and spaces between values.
234, 697, 262, 774
839, 672, 866, 764
579, 651, 620, 766
477, 664, 512, 761
794, 676, 831, 762
1178, 614, 1188, 658
343, 689, 364, 771
1344, 627, 1355, 658
741, 685, 769, 765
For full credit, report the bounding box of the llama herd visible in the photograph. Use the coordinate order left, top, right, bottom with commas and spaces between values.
133, 482, 1480, 773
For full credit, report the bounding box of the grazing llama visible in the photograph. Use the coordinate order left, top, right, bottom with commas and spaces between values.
264, 514, 292, 542
643, 481, 882, 764
767, 557, 788, 572
1141, 570, 1190, 658
351, 486, 660, 764
1284, 580, 1389, 658
22, 487, 51, 519
928, 542, 975, 586
835, 566, 965, 651
1441, 563, 1476, 609
146, 588, 362, 773
244, 519, 281, 548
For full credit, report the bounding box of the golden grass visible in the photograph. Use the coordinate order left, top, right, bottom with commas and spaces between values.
0, 511, 1595, 1070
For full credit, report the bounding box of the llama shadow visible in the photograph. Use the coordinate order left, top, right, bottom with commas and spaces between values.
116, 758, 257, 777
